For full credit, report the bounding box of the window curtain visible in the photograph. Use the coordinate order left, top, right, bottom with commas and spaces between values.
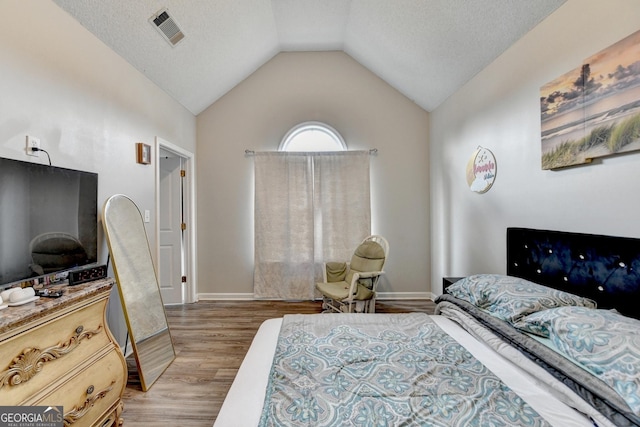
253, 151, 370, 300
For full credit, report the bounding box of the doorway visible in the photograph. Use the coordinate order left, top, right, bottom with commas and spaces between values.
155, 137, 196, 304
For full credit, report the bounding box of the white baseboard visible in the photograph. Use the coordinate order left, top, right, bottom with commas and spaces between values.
197, 292, 434, 301
376, 291, 433, 300
198, 293, 255, 300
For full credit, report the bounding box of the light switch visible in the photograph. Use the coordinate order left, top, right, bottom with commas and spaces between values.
144, 210, 150, 223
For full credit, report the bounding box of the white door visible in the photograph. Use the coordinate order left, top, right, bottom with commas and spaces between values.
159, 152, 184, 304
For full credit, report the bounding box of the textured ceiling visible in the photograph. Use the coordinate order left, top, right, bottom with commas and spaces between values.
52, 0, 566, 115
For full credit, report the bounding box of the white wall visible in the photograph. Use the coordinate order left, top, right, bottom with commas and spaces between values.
197, 51, 430, 299
10, 0, 632, 316
430, 0, 640, 294
0, 0, 196, 345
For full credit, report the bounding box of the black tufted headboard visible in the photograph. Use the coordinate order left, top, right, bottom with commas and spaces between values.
507, 227, 640, 320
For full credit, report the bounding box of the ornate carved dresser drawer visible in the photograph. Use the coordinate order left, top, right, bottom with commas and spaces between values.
0, 278, 127, 427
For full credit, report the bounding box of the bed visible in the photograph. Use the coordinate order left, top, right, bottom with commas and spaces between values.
215, 228, 640, 426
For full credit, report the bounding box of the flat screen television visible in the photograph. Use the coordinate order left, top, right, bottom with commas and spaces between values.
0, 157, 98, 289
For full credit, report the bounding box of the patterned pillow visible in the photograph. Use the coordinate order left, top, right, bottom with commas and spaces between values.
515, 306, 640, 415
446, 274, 596, 323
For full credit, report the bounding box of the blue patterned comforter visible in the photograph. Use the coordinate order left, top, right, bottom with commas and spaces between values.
258, 313, 551, 426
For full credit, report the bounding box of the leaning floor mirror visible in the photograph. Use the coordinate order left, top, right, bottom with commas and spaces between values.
103, 194, 176, 391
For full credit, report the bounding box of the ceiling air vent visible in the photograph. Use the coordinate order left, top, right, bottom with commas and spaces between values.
150, 8, 185, 47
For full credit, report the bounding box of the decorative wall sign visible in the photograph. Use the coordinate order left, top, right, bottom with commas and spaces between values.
466, 146, 497, 193
540, 28, 640, 169
136, 142, 151, 165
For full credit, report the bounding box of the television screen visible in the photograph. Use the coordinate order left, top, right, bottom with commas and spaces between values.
0, 157, 98, 288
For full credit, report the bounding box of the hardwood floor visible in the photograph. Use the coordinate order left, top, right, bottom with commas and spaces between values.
120, 299, 435, 426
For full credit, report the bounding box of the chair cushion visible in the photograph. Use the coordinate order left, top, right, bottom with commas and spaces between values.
325, 262, 348, 282
354, 284, 375, 300
346, 241, 385, 284
316, 281, 350, 301
350, 241, 385, 271
316, 281, 374, 301
354, 240, 385, 260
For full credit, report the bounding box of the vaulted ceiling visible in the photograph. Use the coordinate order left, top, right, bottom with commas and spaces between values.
52, 0, 566, 115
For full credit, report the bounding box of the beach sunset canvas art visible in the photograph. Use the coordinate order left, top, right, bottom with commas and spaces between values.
541, 29, 640, 169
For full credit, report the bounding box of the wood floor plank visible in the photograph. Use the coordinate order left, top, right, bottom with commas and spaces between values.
121, 299, 435, 426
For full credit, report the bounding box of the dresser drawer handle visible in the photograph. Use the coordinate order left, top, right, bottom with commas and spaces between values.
0, 325, 103, 390
64, 380, 116, 425
87, 385, 94, 394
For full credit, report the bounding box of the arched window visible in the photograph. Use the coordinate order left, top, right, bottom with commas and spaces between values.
279, 122, 346, 152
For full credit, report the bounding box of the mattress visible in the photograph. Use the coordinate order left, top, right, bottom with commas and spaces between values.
214, 314, 597, 427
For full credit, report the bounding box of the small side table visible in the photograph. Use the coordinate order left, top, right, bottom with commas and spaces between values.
442, 277, 464, 293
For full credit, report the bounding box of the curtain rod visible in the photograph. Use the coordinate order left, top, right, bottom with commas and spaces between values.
244, 148, 378, 155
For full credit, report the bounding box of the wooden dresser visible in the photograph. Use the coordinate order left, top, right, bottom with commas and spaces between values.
0, 278, 127, 427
